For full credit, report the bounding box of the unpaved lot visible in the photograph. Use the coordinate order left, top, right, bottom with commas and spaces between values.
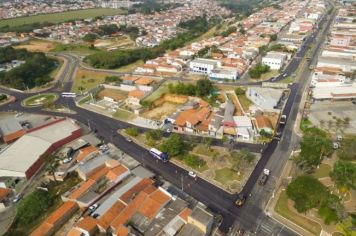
15, 40, 56, 52
97, 89, 127, 102
141, 102, 180, 121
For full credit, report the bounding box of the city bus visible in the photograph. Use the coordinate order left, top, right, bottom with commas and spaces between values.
149, 148, 169, 162
61, 92, 76, 98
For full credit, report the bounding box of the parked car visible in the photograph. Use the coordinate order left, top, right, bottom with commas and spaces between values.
188, 171, 197, 178
89, 203, 99, 211
126, 138, 132, 142
12, 193, 23, 203
63, 157, 73, 164
235, 194, 246, 207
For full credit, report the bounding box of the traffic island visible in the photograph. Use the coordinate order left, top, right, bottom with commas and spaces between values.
22, 93, 58, 107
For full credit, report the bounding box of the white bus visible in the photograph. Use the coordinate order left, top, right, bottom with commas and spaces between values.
149, 148, 169, 162
61, 92, 76, 98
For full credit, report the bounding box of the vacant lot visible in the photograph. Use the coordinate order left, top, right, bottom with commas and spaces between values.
142, 81, 177, 104
72, 68, 116, 93
0, 8, 126, 28
97, 88, 127, 102
142, 102, 180, 121
94, 35, 136, 51
14, 39, 57, 52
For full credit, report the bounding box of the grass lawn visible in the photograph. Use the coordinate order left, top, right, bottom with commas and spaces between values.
113, 109, 135, 121
0, 8, 126, 28
194, 144, 219, 157
275, 190, 322, 236
214, 168, 239, 184
51, 43, 102, 55
259, 70, 279, 81
142, 80, 177, 104
22, 93, 58, 107
236, 94, 252, 112
312, 164, 332, 179
78, 95, 92, 105
279, 76, 295, 84
116, 60, 144, 72
72, 68, 114, 93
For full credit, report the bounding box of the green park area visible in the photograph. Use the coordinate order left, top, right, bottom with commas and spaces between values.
22, 93, 58, 107
0, 8, 126, 28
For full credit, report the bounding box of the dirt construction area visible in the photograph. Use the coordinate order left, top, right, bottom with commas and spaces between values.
97, 89, 128, 102
141, 102, 180, 121
14, 40, 56, 52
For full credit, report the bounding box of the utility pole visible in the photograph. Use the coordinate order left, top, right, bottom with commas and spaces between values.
181, 175, 184, 191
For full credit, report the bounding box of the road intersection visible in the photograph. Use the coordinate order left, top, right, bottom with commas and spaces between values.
0, 4, 336, 235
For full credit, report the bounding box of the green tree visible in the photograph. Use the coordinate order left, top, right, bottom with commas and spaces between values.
269, 34, 277, 41
125, 127, 139, 137
337, 136, 356, 161
235, 87, 246, 95
286, 175, 330, 213
82, 33, 97, 43
196, 79, 213, 96
294, 128, 332, 172
145, 129, 162, 141
105, 76, 122, 83
160, 133, 185, 156
330, 160, 356, 190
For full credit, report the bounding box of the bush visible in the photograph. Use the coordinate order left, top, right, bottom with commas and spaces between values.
183, 154, 206, 168
235, 87, 246, 95
145, 129, 162, 141
248, 63, 270, 79
125, 127, 139, 137
160, 133, 185, 156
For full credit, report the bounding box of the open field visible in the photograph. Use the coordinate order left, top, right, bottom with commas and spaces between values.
259, 70, 280, 81
141, 102, 180, 121
94, 35, 136, 51
275, 190, 322, 236
113, 109, 135, 121
237, 93, 252, 112
214, 167, 240, 185
97, 88, 128, 102
72, 68, 114, 93
142, 81, 177, 104
0, 8, 126, 28
116, 60, 144, 73
22, 93, 58, 107
14, 39, 57, 52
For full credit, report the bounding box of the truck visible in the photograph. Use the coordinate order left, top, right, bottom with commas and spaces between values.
259, 169, 270, 185
149, 148, 169, 162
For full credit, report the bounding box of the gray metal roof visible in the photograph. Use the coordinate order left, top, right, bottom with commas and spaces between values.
224, 100, 235, 123
76, 154, 111, 176
189, 206, 213, 227
177, 223, 205, 236
0, 118, 23, 135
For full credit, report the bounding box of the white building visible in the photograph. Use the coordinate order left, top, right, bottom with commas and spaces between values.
310, 74, 346, 88
317, 57, 356, 72
247, 87, 284, 111
209, 69, 239, 80
262, 52, 288, 70
189, 58, 221, 74
312, 84, 356, 100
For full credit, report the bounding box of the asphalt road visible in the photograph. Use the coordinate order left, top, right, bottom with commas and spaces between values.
0, 4, 336, 235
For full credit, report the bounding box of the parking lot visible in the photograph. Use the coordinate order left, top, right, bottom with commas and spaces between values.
308, 100, 356, 134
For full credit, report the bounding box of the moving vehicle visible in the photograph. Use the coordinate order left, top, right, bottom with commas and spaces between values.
149, 148, 169, 162
279, 115, 287, 125
61, 92, 76, 98
235, 194, 246, 207
188, 171, 197, 178
259, 169, 270, 186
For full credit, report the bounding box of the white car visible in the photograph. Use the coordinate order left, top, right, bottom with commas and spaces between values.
126, 138, 132, 142
188, 171, 197, 178
63, 157, 73, 164
89, 203, 99, 211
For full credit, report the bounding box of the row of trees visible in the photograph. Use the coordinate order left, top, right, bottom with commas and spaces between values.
0, 47, 56, 89
84, 16, 214, 69
0, 22, 54, 33
168, 79, 214, 97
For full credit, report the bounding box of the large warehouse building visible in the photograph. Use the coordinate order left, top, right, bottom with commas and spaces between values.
0, 118, 81, 179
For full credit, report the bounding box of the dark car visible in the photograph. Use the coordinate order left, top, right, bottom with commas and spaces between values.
235, 194, 246, 207
259, 175, 269, 185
